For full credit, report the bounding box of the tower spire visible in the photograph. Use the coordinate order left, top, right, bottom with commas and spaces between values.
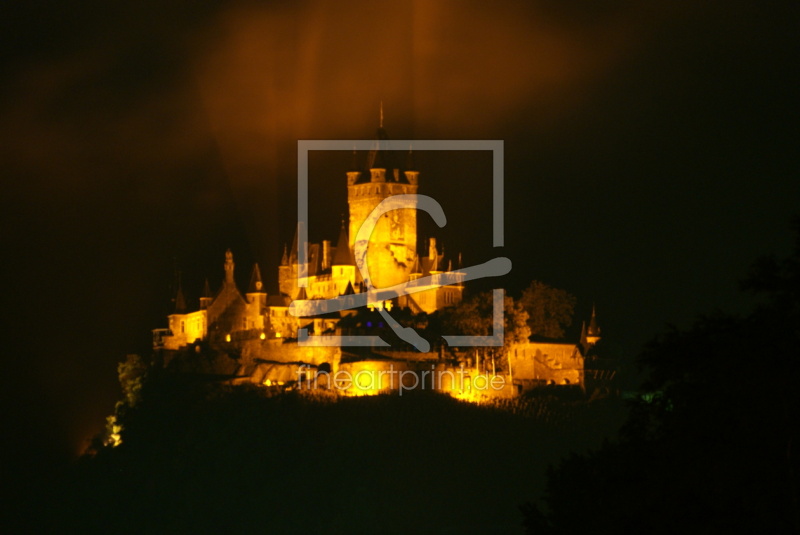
248, 263, 264, 293
586, 304, 601, 345
174, 271, 187, 313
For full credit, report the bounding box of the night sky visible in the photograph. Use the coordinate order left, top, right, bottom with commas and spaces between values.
2, 1, 798, 471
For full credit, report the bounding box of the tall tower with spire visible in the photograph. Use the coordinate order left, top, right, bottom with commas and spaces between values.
346, 107, 418, 289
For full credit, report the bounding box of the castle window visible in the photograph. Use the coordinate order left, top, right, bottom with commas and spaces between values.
180, 321, 185, 334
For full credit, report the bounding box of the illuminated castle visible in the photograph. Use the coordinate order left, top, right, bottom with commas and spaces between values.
152, 118, 603, 399
155, 120, 464, 351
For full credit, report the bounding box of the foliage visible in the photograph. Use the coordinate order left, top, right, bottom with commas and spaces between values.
521, 220, 800, 533
117, 353, 148, 408
519, 280, 576, 339
443, 290, 531, 344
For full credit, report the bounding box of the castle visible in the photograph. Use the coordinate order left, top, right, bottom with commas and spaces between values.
153, 120, 603, 400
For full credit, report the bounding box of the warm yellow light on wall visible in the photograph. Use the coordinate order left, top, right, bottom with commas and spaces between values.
260, 332, 266, 340
225, 334, 231, 342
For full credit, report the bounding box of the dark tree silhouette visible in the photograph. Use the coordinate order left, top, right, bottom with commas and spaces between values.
522, 219, 800, 533
519, 281, 576, 339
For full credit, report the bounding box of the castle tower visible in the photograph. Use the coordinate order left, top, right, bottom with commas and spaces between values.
174, 273, 187, 314
246, 263, 267, 331
586, 305, 601, 346
247, 263, 266, 305
347, 112, 418, 289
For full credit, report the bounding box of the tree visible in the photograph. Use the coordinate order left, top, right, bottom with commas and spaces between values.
519, 281, 576, 339
440, 291, 530, 373
521, 220, 800, 533
444, 290, 530, 344
117, 353, 148, 408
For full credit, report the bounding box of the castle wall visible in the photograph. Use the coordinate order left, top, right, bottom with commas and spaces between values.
508, 343, 584, 388
164, 310, 207, 350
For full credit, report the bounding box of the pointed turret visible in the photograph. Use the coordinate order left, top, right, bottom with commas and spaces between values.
332, 223, 354, 266
280, 244, 288, 266
246, 263, 267, 318
586, 305, 601, 345
367, 104, 392, 181
248, 263, 265, 293
174, 273, 187, 314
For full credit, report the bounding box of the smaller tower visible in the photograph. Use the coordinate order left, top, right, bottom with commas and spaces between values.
174, 273, 187, 314
246, 263, 267, 330
586, 305, 601, 346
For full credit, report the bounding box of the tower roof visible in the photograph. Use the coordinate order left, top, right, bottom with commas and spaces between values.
588, 305, 601, 336
367, 125, 390, 170
332, 223, 355, 266
174, 275, 187, 314
289, 225, 299, 264
248, 263, 265, 293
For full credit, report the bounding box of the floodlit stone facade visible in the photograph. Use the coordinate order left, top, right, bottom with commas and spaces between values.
153, 121, 602, 399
